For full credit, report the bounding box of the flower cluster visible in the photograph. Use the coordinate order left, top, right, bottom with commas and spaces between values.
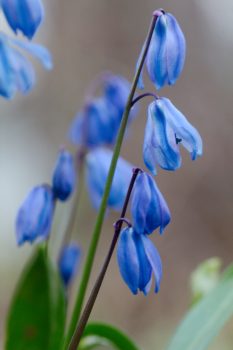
0, 0, 52, 98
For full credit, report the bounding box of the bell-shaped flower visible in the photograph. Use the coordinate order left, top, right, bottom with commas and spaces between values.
143, 98, 203, 175
131, 172, 171, 234
1, 0, 44, 39
52, 149, 76, 201
69, 97, 120, 147
15, 185, 55, 245
117, 227, 162, 295
58, 243, 81, 287
0, 33, 52, 99
137, 10, 186, 90
85, 148, 133, 211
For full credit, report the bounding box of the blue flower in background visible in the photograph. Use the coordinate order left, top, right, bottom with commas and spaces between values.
59, 243, 81, 287
131, 172, 171, 235
52, 149, 76, 201
117, 227, 162, 295
69, 74, 137, 148
0, 33, 52, 98
137, 10, 186, 90
1, 0, 44, 39
85, 147, 133, 211
143, 98, 202, 175
15, 185, 54, 245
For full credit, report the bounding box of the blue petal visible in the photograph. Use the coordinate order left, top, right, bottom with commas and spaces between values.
160, 98, 203, 160
143, 101, 181, 174
1, 0, 44, 39
52, 149, 76, 201
12, 38, 53, 70
141, 235, 162, 293
58, 243, 81, 287
15, 185, 54, 245
133, 232, 152, 295
0, 35, 16, 98
117, 227, 140, 294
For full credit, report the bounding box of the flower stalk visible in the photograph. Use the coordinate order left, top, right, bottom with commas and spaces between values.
67, 168, 142, 350
64, 14, 158, 348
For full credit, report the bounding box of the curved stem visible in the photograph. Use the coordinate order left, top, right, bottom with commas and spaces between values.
67, 168, 141, 350
131, 92, 159, 107
64, 14, 157, 348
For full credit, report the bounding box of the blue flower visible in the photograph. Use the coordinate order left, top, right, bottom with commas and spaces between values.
85, 147, 133, 210
0, 33, 52, 99
1, 0, 44, 39
69, 74, 137, 148
117, 227, 162, 295
131, 172, 171, 234
143, 98, 203, 175
69, 97, 120, 147
52, 149, 76, 201
137, 10, 186, 90
58, 243, 81, 287
15, 185, 55, 245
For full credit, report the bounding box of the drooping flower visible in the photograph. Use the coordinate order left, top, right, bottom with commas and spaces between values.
1, 0, 44, 39
0, 33, 52, 99
15, 185, 55, 245
117, 227, 162, 295
69, 74, 137, 148
131, 172, 171, 234
52, 149, 76, 201
58, 243, 81, 287
85, 147, 133, 210
137, 10, 186, 90
143, 98, 203, 175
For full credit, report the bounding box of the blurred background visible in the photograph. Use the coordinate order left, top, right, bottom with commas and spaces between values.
1, 0, 233, 349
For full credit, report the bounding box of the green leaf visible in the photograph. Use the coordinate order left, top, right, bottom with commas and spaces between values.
79, 322, 140, 350
167, 273, 233, 350
5, 246, 66, 350
190, 257, 222, 306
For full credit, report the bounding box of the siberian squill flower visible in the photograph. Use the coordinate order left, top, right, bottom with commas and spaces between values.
143, 97, 203, 175
85, 147, 133, 210
0, 33, 52, 98
1, 0, 44, 39
69, 74, 136, 148
131, 172, 171, 235
15, 185, 54, 245
59, 243, 81, 287
117, 227, 162, 295
52, 149, 76, 201
137, 10, 186, 90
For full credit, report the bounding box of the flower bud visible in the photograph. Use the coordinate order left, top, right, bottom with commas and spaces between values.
131, 172, 171, 234
58, 243, 81, 287
117, 227, 162, 295
52, 149, 76, 201
15, 185, 54, 245
1, 0, 44, 39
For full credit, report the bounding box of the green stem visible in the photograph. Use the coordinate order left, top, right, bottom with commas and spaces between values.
64, 14, 157, 348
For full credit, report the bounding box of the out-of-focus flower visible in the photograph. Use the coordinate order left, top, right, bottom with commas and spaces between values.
69, 74, 137, 148
85, 147, 133, 210
15, 185, 54, 245
143, 98, 202, 175
58, 243, 81, 287
1, 0, 44, 39
117, 227, 162, 295
137, 10, 186, 90
52, 149, 76, 201
0, 33, 52, 99
131, 172, 171, 234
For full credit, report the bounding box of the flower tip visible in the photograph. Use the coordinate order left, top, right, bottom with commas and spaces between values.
153, 9, 165, 18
